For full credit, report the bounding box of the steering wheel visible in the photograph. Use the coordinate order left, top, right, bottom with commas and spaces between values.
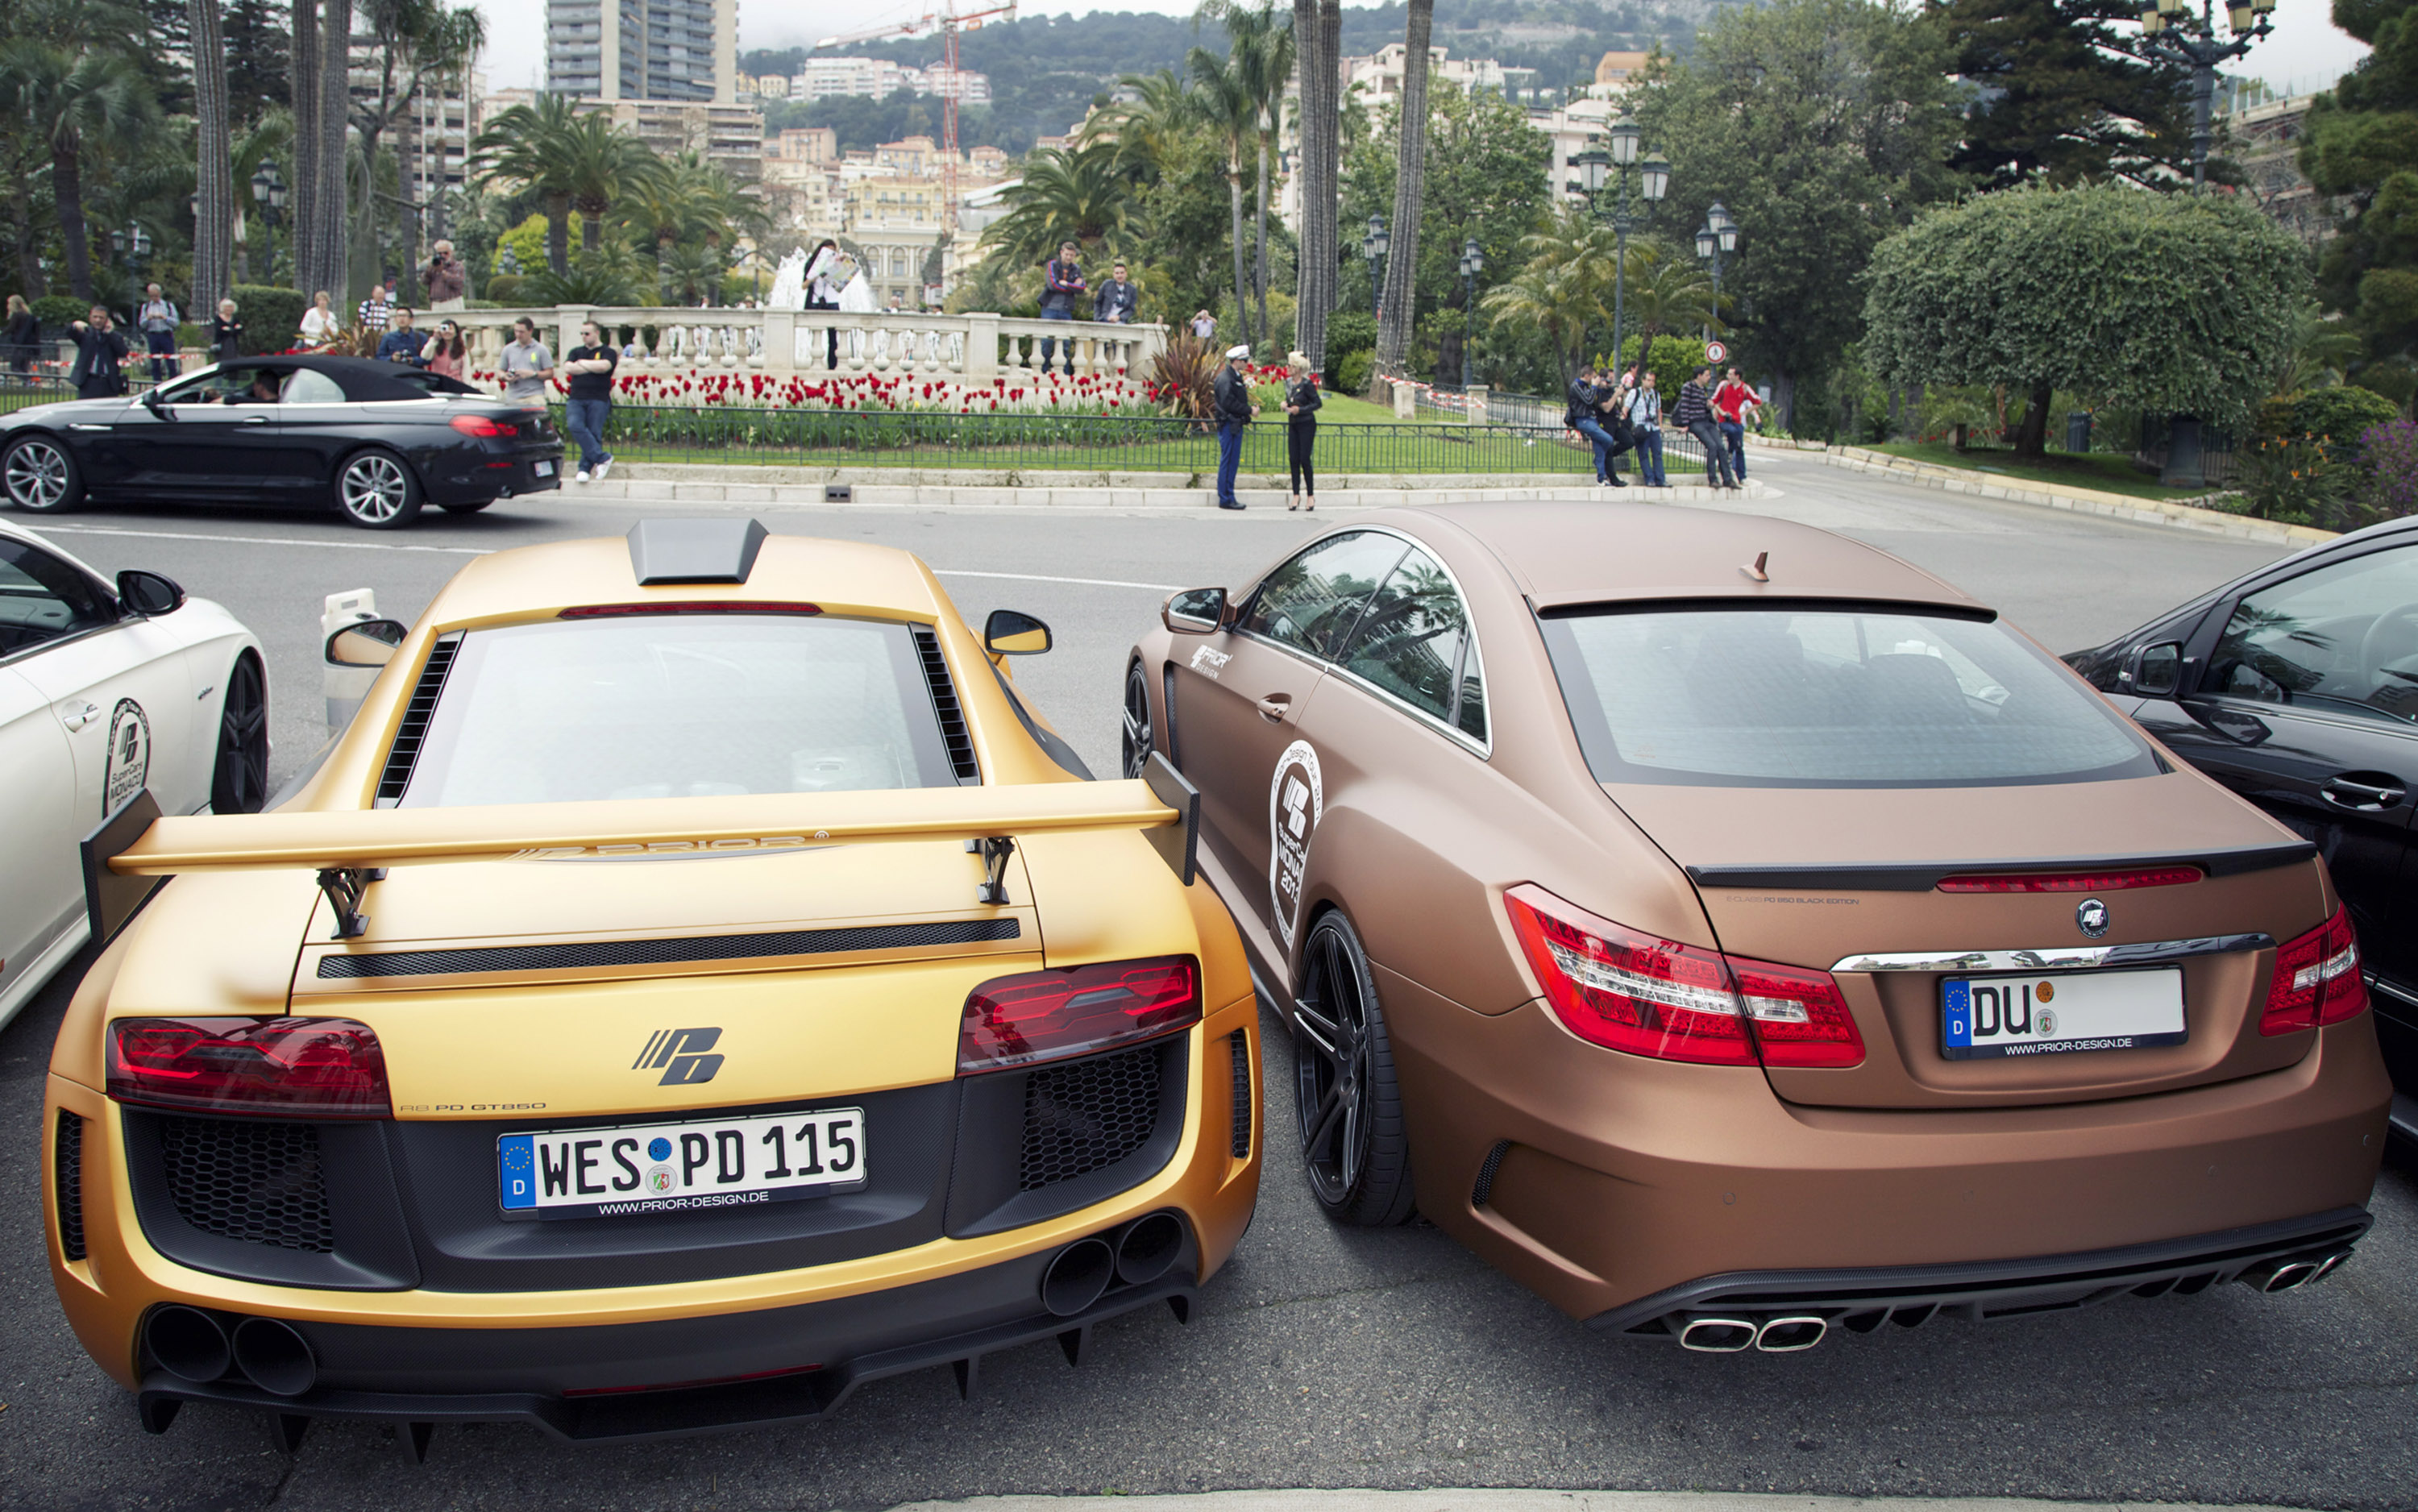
2358, 600, 2418, 696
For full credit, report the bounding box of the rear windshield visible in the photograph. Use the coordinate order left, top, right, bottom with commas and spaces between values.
1540, 605, 2156, 787
396, 615, 961, 808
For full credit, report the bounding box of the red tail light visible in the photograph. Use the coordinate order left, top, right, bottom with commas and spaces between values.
960, 956, 1200, 1073
2262, 907, 2366, 1035
558, 602, 822, 618
449, 414, 519, 438
107, 1017, 391, 1118
1506, 885, 1863, 1068
1936, 866, 2201, 893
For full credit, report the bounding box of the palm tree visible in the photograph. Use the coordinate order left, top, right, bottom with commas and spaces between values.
1620, 248, 1724, 357
350, 0, 484, 298
979, 142, 1132, 269
560, 109, 662, 255
1290, 0, 1340, 367
1204, 2, 1293, 353
1084, 69, 1196, 189
472, 94, 585, 274
1186, 41, 1256, 347
189, 0, 233, 311
0, 35, 155, 301
1373, 0, 1435, 385
1483, 209, 1619, 382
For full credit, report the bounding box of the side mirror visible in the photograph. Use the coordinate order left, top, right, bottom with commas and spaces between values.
2133, 641, 2183, 697
1163, 587, 1228, 635
326, 618, 409, 667
141, 388, 167, 415
983, 609, 1053, 656
115, 569, 185, 617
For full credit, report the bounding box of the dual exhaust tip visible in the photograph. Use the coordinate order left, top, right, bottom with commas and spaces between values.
1040, 1211, 1186, 1318
1678, 1313, 1828, 1353
145, 1307, 318, 1397
2246, 1249, 2352, 1294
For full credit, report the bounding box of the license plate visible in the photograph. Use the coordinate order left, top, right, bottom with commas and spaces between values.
497, 1107, 866, 1220
534, 459, 555, 476
1942, 968, 2184, 1060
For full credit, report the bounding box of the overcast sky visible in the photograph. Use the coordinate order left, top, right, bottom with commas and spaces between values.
467, 0, 2370, 99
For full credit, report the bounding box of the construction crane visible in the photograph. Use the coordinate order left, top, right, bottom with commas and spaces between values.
813, 1, 1017, 240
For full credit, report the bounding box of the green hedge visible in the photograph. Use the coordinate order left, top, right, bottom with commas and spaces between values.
229, 285, 308, 355
2290, 386, 2400, 445
31, 295, 86, 327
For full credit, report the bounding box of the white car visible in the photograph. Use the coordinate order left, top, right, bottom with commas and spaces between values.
0, 520, 266, 1028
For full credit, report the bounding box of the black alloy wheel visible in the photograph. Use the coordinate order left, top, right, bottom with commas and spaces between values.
334, 448, 422, 529
1294, 910, 1416, 1225
1120, 661, 1153, 779
2, 434, 84, 512
209, 653, 269, 813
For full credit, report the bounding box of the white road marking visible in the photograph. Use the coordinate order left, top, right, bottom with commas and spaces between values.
30, 524, 490, 555
933, 568, 1178, 592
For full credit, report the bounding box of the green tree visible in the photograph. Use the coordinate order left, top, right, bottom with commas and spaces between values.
1186, 33, 1257, 347
1925, 0, 2191, 188
1203, 1, 1293, 352
1631, 0, 1967, 430
472, 94, 647, 275
1863, 185, 2309, 455
979, 141, 1134, 268
2301, 0, 2418, 405
348, 0, 484, 293
1481, 206, 1621, 384
0, 0, 158, 302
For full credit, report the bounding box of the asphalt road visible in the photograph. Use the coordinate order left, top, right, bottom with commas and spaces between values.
6, 455, 2412, 1512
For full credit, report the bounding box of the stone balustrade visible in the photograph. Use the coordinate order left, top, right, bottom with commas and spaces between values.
440, 306, 1167, 387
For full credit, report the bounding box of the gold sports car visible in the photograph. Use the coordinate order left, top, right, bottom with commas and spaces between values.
45, 518, 1260, 1453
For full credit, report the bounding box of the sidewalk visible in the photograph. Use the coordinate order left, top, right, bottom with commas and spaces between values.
886, 1493, 2297, 1512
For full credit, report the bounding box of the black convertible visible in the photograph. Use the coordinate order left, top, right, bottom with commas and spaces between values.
0, 355, 563, 530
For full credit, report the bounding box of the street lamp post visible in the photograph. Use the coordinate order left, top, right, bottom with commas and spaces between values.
1693, 201, 1737, 343
1567, 113, 1668, 373
2138, 0, 2276, 191
1457, 236, 1484, 390
1361, 214, 1390, 322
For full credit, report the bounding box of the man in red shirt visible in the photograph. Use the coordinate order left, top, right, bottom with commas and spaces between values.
1712, 366, 1759, 483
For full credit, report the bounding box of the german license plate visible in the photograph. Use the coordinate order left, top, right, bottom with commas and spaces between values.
497, 1107, 866, 1220
1942, 968, 2184, 1060
533, 459, 555, 477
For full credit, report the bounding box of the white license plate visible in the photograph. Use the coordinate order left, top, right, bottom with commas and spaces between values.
533, 459, 555, 476
1942, 968, 2185, 1060
497, 1107, 866, 1220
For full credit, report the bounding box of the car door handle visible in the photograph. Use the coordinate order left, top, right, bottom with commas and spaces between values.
1256, 692, 1292, 723
242, 414, 270, 425
2322, 774, 2408, 812
60, 700, 100, 732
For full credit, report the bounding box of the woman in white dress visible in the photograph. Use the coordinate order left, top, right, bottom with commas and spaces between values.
298, 291, 338, 350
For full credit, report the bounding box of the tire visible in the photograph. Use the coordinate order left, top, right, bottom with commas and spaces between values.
1120, 659, 1153, 779
209, 652, 269, 814
1293, 910, 1417, 1226
436, 498, 492, 513
334, 447, 422, 529
2, 433, 85, 513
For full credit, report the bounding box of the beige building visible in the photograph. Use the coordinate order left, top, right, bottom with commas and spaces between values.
1594, 51, 1653, 89
1342, 44, 1536, 104
2224, 93, 2336, 247
592, 98, 766, 185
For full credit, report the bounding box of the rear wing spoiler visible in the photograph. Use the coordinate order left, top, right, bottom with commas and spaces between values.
84, 754, 1200, 945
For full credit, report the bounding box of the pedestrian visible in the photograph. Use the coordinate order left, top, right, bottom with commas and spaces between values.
1211, 343, 1257, 512
1597, 367, 1639, 480
3, 294, 37, 383
1190, 309, 1216, 343
422, 318, 467, 380
1675, 365, 1739, 489
1713, 365, 1759, 482
299, 290, 338, 349
1095, 260, 1139, 324
136, 282, 181, 381
208, 298, 243, 364
500, 316, 554, 406
1282, 348, 1320, 512
1564, 364, 1625, 487
356, 278, 394, 334
563, 318, 618, 483
424, 240, 466, 312
1625, 369, 1667, 487
375, 306, 426, 366
1037, 239, 1085, 375
66, 306, 130, 399
804, 239, 844, 370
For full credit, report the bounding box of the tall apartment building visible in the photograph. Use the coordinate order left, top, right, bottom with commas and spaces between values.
546, 0, 739, 105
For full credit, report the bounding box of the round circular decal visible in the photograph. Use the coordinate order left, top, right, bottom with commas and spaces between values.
646, 1165, 675, 1194
2075, 898, 2110, 938
1269, 740, 1323, 949
102, 699, 151, 816
647, 1136, 672, 1161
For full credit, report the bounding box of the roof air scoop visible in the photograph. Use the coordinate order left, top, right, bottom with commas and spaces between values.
627, 518, 770, 585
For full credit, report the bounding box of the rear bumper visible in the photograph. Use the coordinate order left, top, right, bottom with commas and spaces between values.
133, 1226, 1198, 1444
1589, 1205, 2370, 1340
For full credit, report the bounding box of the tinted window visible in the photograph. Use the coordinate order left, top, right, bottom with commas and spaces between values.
0, 540, 113, 655
1336, 546, 1476, 730
164, 365, 280, 405
397, 615, 961, 808
1240, 530, 1408, 660
1542, 606, 2153, 787
2208, 545, 2418, 726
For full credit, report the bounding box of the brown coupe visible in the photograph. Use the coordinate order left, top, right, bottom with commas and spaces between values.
1122, 503, 2391, 1350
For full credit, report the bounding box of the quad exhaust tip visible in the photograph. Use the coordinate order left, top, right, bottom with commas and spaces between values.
1677, 1315, 1757, 1352
1040, 1237, 1116, 1318
1676, 1314, 1829, 1352
1115, 1212, 1184, 1286
2249, 1250, 2351, 1294
1755, 1315, 1828, 1352
146, 1306, 231, 1384
231, 1318, 318, 1398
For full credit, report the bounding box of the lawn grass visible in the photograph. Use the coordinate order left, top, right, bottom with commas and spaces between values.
1865, 441, 2211, 502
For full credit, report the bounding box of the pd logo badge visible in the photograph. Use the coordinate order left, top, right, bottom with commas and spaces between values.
2076, 898, 2110, 938
102, 699, 150, 816
634, 1027, 725, 1086
1268, 740, 1323, 949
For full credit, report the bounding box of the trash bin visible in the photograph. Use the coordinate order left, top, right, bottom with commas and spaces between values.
2065, 410, 2093, 453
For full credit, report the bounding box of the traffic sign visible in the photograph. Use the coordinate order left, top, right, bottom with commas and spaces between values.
1705, 340, 1727, 363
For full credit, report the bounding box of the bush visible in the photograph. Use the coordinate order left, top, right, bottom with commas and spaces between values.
31, 294, 86, 328
229, 285, 307, 354
2355, 419, 2418, 523
2232, 430, 2352, 525
1335, 348, 1373, 397
1322, 310, 1377, 387
2289, 386, 2400, 447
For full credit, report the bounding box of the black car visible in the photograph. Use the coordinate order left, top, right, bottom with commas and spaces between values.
0, 355, 563, 530
2070, 516, 2417, 1148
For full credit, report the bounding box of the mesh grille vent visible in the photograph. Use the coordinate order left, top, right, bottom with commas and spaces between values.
159, 1117, 335, 1253
912, 625, 980, 783
1019, 1042, 1165, 1191
1472, 1139, 1512, 1208
320, 917, 1020, 978
1228, 1032, 1252, 1159
53, 1111, 85, 1262
375, 632, 461, 804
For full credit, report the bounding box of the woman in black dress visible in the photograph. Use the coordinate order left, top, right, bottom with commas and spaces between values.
2, 295, 36, 382
1283, 350, 1320, 511
208, 298, 243, 364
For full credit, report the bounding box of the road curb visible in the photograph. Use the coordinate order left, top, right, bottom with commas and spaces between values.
1747, 437, 2333, 550
885, 1493, 2305, 1512
563, 472, 1768, 512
